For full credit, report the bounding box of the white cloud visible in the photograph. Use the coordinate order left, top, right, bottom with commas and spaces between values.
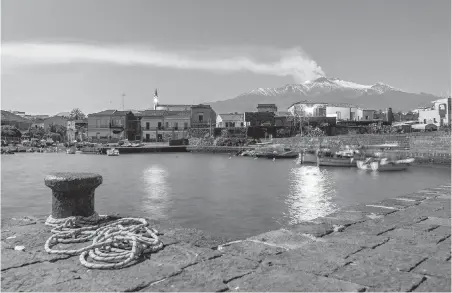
1, 42, 325, 82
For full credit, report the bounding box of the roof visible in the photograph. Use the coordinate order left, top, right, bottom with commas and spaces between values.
257, 104, 277, 107
217, 113, 244, 121
88, 110, 117, 116
328, 103, 357, 108
141, 110, 191, 117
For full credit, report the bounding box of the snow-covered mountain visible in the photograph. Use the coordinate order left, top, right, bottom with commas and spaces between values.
208, 77, 439, 113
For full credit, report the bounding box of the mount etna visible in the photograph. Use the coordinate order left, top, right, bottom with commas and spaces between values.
207, 77, 440, 114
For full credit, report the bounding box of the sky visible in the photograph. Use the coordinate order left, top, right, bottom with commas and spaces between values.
1, 0, 451, 115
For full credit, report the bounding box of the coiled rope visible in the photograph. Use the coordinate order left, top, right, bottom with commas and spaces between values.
44, 212, 164, 269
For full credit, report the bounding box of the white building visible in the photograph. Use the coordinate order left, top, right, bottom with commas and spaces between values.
216, 113, 245, 128
417, 97, 451, 126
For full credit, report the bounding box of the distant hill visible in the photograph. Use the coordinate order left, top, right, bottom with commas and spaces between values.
208, 77, 440, 113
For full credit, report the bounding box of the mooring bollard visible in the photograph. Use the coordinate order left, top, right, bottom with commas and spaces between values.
44, 172, 103, 218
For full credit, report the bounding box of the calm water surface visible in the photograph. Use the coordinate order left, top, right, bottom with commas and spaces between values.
1, 153, 450, 238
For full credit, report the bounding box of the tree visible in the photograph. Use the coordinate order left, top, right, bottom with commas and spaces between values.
47, 123, 67, 141
69, 108, 86, 120
24, 127, 46, 139
1, 125, 22, 138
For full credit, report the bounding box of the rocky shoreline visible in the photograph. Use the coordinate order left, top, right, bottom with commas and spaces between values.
2, 184, 451, 291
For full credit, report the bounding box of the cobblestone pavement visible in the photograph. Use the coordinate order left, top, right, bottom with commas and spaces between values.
1, 184, 450, 292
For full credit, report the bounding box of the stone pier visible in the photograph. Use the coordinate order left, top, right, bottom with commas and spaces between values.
1, 184, 450, 292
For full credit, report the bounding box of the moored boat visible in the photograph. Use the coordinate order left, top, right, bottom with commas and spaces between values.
254, 145, 298, 159
66, 147, 76, 154
300, 149, 318, 164
106, 148, 120, 156
317, 148, 358, 167
357, 157, 415, 171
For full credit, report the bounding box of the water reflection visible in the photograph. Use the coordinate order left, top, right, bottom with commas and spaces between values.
285, 165, 337, 224
141, 165, 171, 219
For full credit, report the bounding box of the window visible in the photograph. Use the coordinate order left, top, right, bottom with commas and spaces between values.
424, 119, 427, 124
433, 118, 437, 123
174, 122, 179, 130
165, 122, 169, 129
198, 114, 204, 122
146, 134, 150, 140
184, 122, 188, 130
158, 122, 162, 130
241, 122, 244, 127
96, 119, 101, 128
336, 111, 341, 120
146, 122, 150, 130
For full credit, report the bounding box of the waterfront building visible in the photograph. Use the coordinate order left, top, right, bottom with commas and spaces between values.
417, 97, 451, 126
216, 113, 245, 128
151, 88, 216, 129
257, 104, 278, 113
288, 101, 377, 122
141, 110, 190, 142
87, 110, 140, 142
67, 119, 88, 142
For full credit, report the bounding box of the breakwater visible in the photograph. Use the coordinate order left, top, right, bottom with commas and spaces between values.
2, 181, 450, 291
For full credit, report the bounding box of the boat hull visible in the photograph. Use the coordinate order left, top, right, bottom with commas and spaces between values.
370, 162, 410, 171
256, 152, 299, 159
318, 157, 356, 167
301, 153, 318, 164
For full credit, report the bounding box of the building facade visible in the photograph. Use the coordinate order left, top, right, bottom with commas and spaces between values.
190, 104, 217, 128
141, 110, 190, 142
418, 97, 451, 126
216, 114, 245, 128
257, 104, 278, 113
87, 110, 139, 141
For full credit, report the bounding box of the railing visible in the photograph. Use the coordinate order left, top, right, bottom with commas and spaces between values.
143, 127, 188, 131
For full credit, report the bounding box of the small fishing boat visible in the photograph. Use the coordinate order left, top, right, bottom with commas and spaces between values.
254, 144, 299, 159
106, 148, 120, 156
66, 147, 76, 154
358, 157, 415, 172
317, 149, 358, 167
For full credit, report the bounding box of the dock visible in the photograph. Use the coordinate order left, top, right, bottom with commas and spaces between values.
2, 184, 450, 291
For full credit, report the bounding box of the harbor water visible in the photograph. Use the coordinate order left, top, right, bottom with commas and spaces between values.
1, 152, 450, 239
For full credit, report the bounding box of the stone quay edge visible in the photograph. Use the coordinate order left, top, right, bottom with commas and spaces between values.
1, 184, 451, 292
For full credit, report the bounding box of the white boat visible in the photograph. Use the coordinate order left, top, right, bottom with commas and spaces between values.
106, 148, 120, 156
66, 147, 76, 154
358, 158, 415, 171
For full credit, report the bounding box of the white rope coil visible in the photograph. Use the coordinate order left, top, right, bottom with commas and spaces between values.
44, 212, 164, 269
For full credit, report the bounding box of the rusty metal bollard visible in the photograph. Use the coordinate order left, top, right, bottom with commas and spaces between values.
44, 172, 103, 218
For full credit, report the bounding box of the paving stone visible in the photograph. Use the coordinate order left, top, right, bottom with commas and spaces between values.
383, 226, 451, 245
148, 256, 259, 292
162, 227, 236, 248
413, 258, 452, 279
218, 240, 286, 262
316, 211, 368, 227
349, 245, 429, 273
323, 233, 390, 249
331, 261, 426, 291
345, 204, 397, 216
376, 198, 421, 209
228, 266, 367, 292
247, 229, 314, 250
287, 221, 335, 237
339, 220, 397, 236
413, 276, 452, 292
418, 217, 451, 227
